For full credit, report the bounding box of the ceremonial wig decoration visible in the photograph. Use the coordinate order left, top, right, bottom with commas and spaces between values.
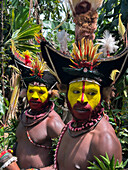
68, 0, 104, 42
11, 49, 58, 90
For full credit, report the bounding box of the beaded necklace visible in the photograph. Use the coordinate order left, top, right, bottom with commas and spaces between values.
25, 110, 48, 120
68, 108, 104, 131
24, 102, 54, 149
54, 123, 69, 170
68, 114, 103, 138
25, 101, 52, 120
26, 129, 52, 149
21, 102, 54, 127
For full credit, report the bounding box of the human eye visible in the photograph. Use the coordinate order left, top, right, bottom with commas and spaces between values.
29, 90, 33, 93
73, 90, 80, 94
87, 91, 97, 95
39, 90, 45, 94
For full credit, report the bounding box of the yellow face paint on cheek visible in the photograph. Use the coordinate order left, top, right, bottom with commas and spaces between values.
68, 81, 83, 108
68, 81, 101, 110
27, 85, 49, 103
86, 83, 101, 110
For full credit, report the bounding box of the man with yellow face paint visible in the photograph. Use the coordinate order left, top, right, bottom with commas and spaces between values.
53, 76, 123, 170
0, 58, 65, 170
40, 36, 128, 170
67, 80, 101, 120
27, 84, 49, 111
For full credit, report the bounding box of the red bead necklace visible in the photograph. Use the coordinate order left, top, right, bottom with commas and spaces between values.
26, 129, 52, 149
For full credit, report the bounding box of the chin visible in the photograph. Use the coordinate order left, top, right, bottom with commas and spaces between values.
67, 97, 95, 121
29, 99, 48, 111
71, 109, 92, 121
29, 103, 44, 110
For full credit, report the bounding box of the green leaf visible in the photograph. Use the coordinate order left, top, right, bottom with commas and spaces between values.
17, 26, 41, 39
100, 155, 110, 167
122, 137, 128, 143
88, 166, 101, 170
122, 159, 128, 168
94, 156, 108, 170
12, 8, 15, 30
12, 29, 21, 39
15, 8, 29, 30
110, 155, 115, 170
88, 161, 101, 170
105, 153, 110, 162
115, 159, 120, 167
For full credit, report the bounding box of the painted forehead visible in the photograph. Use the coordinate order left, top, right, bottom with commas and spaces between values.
29, 82, 46, 87
69, 78, 101, 86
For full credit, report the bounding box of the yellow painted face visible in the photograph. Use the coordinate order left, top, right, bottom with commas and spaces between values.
68, 81, 101, 110
27, 84, 48, 103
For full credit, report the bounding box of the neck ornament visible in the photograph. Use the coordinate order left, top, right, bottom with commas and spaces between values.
54, 107, 104, 169
21, 101, 54, 127
26, 128, 52, 149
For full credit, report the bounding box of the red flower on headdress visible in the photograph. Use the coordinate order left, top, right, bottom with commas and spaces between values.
22, 50, 32, 66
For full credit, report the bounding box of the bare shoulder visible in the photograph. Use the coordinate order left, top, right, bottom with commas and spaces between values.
47, 110, 65, 138
91, 117, 122, 162
48, 109, 64, 126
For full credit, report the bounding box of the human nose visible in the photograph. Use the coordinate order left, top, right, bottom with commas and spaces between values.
77, 93, 88, 103
32, 91, 39, 99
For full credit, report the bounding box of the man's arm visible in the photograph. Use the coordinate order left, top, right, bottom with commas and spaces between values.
91, 130, 122, 163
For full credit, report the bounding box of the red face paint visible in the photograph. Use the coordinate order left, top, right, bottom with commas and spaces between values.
81, 81, 85, 103
67, 80, 101, 120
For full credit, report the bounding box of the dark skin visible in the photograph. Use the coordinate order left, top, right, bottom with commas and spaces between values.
56, 81, 122, 170
38, 117, 122, 170
40, 81, 122, 170
57, 117, 122, 170
3, 83, 64, 170
16, 109, 64, 169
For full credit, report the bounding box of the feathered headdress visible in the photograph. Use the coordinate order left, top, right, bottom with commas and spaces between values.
41, 38, 128, 87
11, 48, 58, 90
70, 38, 102, 70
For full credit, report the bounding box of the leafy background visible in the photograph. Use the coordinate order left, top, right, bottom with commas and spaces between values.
0, 0, 128, 168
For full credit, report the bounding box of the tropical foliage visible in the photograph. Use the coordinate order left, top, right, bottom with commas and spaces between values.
0, 0, 128, 168
88, 153, 128, 170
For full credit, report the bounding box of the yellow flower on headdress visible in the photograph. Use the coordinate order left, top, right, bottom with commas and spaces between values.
30, 57, 47, 78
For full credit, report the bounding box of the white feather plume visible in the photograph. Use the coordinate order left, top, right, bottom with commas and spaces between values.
97, 30, 119, 57
68, 0, 103, 11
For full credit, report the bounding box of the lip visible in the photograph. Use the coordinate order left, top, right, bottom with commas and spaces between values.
74, 108, 90, 114
75, 108, 90, 111
30, 101, 41, 104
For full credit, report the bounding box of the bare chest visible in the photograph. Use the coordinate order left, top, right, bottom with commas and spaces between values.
16, 118, 53, 168
57, 130, 93, 170
16, 118, 49, 145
